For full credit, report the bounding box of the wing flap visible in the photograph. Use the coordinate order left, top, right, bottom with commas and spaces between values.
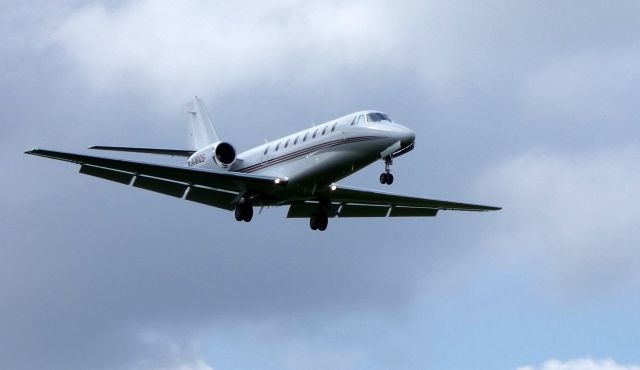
27, 148, 288, 211
286, 202, 440, 218
132, 175, 188, 198
79, 165, 134, 185
184, 186, 237, 210
389, 206, 438, 217
26, 149, 287, 194
327, 185, 501, 212
286, 202, 340, 218
338, 204, 389, 217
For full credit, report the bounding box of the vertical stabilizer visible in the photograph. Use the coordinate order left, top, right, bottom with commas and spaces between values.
184, 97, 220, 149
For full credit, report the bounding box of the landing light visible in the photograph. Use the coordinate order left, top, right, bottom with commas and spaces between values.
330, 184, 337, 191
274, 178, 281, 184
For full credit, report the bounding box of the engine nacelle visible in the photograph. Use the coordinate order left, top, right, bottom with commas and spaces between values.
211, 141, 236, 168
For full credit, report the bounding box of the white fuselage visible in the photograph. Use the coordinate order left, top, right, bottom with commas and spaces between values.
189, 110, 415, 199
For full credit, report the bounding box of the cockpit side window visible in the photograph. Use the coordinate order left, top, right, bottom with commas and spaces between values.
366, 113, 391, 123
356, 115, 364, 125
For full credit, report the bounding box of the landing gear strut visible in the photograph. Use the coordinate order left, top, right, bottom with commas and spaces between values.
379, 156, 394, 185
309, 211, 328, 231
234, 200, 253, 222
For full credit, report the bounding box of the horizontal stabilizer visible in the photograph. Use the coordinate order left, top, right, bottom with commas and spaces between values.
89, 146, 195, 157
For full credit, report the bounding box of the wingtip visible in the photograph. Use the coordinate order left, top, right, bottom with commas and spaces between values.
24, 148, 38, 155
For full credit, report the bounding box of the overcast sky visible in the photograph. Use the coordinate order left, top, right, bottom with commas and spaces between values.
2, 1, 640, 370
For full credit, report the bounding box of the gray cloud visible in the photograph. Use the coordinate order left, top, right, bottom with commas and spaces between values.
2, 1, 640, 369
477, 146, 640, 298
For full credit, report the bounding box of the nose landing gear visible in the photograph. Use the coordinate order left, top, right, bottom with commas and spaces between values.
379, 156, 394, 185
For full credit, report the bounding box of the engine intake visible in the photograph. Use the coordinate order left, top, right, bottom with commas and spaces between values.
212, 142, 236, 168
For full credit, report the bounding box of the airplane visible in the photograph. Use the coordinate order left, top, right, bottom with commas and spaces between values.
25, 97, 500, 231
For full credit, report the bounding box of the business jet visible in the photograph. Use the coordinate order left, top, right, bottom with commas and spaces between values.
26, 97, 500, 231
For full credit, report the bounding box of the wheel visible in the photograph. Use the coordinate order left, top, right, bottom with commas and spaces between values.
234, 205, 244, 221
243, 204, 253, 222
310, 212, 328, 231
318, 213, 328, 231
379, 173, 388, 184
310, 213, 319, 230
386, 173, 394, 185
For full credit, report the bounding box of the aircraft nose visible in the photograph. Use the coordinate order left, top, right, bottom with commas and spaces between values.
398, 126, 415, 147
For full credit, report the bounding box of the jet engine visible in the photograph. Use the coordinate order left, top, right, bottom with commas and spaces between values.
212, 141, 236, 168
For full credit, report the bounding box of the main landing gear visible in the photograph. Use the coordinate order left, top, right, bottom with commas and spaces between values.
234, 200, 253, 222
309, 210, 328, 231
379, 155, 394, 185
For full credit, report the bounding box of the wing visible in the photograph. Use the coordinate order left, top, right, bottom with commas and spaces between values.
287, 184, 500, 218
89, 145, 195, 157
26, 148, 287, 211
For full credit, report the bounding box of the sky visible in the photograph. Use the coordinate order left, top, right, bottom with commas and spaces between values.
1, 1, 639, 369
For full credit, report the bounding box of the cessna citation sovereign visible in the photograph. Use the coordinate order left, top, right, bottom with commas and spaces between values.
26, 97, 500, 231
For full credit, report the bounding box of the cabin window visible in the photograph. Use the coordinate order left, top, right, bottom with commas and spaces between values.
294, 136, 299, 145
313, 128, 319, 138
331, 121, 338, 132
284, 138, 290, 148
303, 132, 308, 142
275, 142, 280, 151
263, 146, 269, 155
322, 126, 328, 135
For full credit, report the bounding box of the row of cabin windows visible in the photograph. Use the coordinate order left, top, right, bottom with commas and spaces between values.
264, 121, 341, 155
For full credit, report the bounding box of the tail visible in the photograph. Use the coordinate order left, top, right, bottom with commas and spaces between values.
184, 97, 220, 149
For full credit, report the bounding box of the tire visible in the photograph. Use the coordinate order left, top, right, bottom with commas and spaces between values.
243, 204, 253, 222
234, 205, 244, 221
379, 173, 388, 184
387, 173, 394, 185
318, 212, 328, 231
310, 213, 319, 230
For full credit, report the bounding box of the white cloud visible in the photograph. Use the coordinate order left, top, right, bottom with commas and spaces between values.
280, 344, 364, 370
127, 331, 215, 370
46, 0, 640, 109
517, 358, 640, 370
148, 360, 214, 370
48, 0, 406, 99
478, 146, 640, 295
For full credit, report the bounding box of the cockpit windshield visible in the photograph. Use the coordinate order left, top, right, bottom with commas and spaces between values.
366, 112, 391, 123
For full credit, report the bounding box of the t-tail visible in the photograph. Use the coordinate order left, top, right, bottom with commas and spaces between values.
182, 97, 237, 169
184, 96, 219, 150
